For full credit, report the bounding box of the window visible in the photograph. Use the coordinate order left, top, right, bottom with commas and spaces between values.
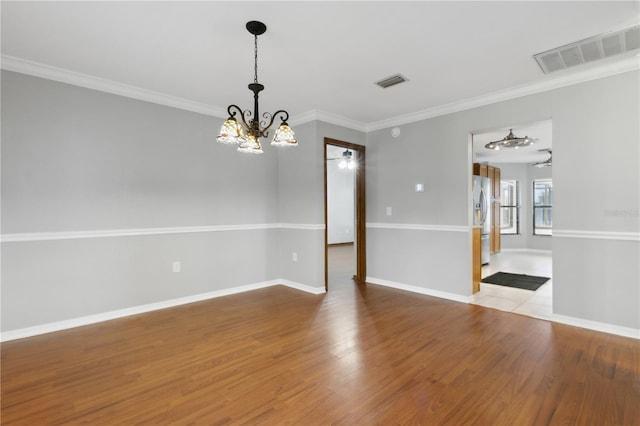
533, 179, 552, 235
500, 180, 520, 234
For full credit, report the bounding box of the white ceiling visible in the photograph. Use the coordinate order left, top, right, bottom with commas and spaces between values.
2, 1, 638, 128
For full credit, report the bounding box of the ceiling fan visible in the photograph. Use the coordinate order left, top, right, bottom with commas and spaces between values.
327, 149, 356, 169
532, 149, 552, 168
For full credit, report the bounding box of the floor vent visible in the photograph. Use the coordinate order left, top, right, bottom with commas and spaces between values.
534, 24, 639, 74
375, 74, 409, 88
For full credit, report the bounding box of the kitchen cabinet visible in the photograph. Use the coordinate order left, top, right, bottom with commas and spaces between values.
493, 167, 501, 253
473, 163, 488, 177
472, 227, 481, 293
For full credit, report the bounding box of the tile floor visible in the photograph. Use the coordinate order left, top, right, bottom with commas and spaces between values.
471, 250, 553, 320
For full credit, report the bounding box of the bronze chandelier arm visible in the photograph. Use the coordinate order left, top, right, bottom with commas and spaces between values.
261, 109, 290, 135
226, 104, 252, 129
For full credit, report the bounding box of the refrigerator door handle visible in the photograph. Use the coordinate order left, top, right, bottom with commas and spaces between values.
479, 188, 488, 224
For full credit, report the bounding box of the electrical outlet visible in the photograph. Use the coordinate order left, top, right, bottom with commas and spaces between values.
415, 183, 424, 192
172, 261, 181, 273
386, 206, 392, 216
292, 252, 298, 262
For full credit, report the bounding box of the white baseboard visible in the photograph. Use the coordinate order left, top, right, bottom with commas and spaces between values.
365, 277, 471, 304
552, 314, 639, 340
366, 276, 639, 340
0, 279, 324, 342
280, 280, 326, 295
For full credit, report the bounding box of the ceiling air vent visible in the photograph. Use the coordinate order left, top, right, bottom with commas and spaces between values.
534, 24, 640, 74
375, 74, 409, 88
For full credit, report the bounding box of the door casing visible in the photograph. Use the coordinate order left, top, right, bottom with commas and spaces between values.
324, 138, 366, 290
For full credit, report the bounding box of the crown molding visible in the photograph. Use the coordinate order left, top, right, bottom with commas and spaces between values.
1, 55, 228, 118
3, 54, 638, 133
289, 109, 367, 132
365, 55, 640, 132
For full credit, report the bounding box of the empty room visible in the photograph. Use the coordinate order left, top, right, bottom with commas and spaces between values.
1, 1, 639, 424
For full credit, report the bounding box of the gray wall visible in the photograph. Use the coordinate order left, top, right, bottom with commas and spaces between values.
366, 113, 471, 297
366, 70, 639, 330
2, 68, 638, 334
495, 162, 553, 251
1, 71, 280, 331
277, 120, 366, 289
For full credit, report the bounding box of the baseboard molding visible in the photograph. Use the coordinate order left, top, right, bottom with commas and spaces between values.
365, 277, 471, 304
552, 314, 640, 340
280, 280, 326, 295
0, 279, 324, 342
365, 276, 639, 340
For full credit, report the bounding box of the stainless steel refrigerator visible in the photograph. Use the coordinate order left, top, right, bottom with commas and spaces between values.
472, 175, 491, 265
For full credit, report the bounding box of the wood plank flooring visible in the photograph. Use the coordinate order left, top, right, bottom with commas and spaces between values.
2, 247, 639, 424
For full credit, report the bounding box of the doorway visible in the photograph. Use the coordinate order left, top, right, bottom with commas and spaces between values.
470, 120, 553, 320
324, 138, 366, 290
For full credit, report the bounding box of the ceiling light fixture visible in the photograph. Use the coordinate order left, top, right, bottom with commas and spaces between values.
484, 129, 539, 150
338, 150, 356, 170
328, 149, 356, 170
216, 21, 297, 154
532, 149, 552, 168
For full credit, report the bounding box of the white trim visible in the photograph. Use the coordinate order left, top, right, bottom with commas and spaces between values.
1, 55, 227, 118
278, 223, 326, 231
366, 277, 471, 304
5, 54, 637, 134
0, 279, 323, 342
365, 56, 640, 132
366, 223, 469, 233
289, 109, 367, 132
553, 230, 639, 242
280, 279, 326, 295
552, 314, 639, 340
365, 277, 639, 340
0, 223, 325, 243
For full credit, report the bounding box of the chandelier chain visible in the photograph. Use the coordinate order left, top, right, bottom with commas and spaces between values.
254, 35, 258, 84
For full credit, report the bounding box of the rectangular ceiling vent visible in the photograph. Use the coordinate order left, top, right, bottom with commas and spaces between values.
534, 24, 640, 74
375, 74, 409, 88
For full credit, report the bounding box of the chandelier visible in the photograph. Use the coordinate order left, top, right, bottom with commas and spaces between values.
216, 21, 297, 154
484, 129, 538, 150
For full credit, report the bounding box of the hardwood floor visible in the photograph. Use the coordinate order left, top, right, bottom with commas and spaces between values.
2, 248, 639, 424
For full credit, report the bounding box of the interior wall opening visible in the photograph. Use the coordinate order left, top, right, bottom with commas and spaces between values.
324, 138, 366, 291
470, 119, 553, 320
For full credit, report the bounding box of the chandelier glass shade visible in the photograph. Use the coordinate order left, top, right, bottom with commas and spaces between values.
484, 129, 538, 150
216, 21, 297, 154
